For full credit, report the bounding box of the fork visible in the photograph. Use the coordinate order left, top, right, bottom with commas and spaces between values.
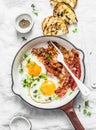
50, 41, 90, 97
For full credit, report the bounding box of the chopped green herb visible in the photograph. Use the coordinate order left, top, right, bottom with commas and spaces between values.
38, 49, 42, 54
23, 83, 28, 87
31, 83, 37, 88
31, 4, 35, 8
27, 58, 31, 63
45, 54, 52, 60
31, 4, 38, 16
49, 97, 52, 100
39, 74, 48, 80
33, 90, 38, 93
45, 99, 48, 102
22, 75, 35, 88
83, 109, 92, 116
87, 111, 92, 116
83, 109, 87, 114
23, 53, 28, 58
22, 79, 29, 87
38, 95, 41, 99
31, 62, 36, 66
77, 100, 92, 116
68, 89, 73, 95
72, 28, 78, 33
26, 75, 34, 83
34, 12, 38, 16
53, 94, 59, 100
33, 95, 37, 98
22, 36, 27, 41
22, 74, 47, 88
85, 100, 89, 107
19, 68, 23, 74
33, 84, 37, 87
35, 77, 40, 82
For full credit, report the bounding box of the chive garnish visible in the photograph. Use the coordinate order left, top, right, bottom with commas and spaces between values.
33, 95, 37, 98
83, 109, 87, 114
72, 28, 78, 33
83, 109, 92, 116
68, 89, 73, 95
33, 90, 38, 93
31, 4, 38, 16
23, 53, 28, 58
27, 58, 31, 63
31, 62, 36, 66
45, 54, 52, 60
34, 12, 38, 16
38, 95, 41, 99
19, 68, 23, 74
33, 84, 37, 86
85, 100, 89, 107
39, 74, 48, 80
87, 111, 92, 116
49, 97, 52, 100
31, 4, 35, 8
22, 36, 27, 41
22, 74, 48, 88
22, 79, 29, 87
38, 49, 42, 54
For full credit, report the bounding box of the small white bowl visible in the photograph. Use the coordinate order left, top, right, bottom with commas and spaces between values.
15, 13, 34, 33
9, 115, 32, 130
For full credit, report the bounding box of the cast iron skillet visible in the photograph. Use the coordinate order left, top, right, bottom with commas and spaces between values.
11, 36, 86, 130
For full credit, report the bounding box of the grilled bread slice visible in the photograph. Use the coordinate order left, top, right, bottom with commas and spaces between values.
42, 16, 68, 36
50, 0, 77, 8
53, 2, 77, 24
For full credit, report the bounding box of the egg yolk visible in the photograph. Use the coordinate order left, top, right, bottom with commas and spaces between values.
26, 61, 41, 76
40, 80, 56, 96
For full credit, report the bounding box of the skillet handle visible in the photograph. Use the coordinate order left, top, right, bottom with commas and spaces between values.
61, 100, 85, 130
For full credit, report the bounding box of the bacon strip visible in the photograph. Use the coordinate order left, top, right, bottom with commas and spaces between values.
32, 42, 81, 97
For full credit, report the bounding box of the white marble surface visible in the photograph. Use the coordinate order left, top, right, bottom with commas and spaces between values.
0, 0, 96, 130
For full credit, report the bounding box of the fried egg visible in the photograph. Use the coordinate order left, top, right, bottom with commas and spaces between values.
19, 54, 46, 78
29, 76, 59, 103
19, 53, 59, 103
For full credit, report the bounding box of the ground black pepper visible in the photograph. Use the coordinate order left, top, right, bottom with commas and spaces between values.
19, 19, 30, 28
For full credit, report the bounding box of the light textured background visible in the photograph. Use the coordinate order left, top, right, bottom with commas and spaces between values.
0, 0, 96, 130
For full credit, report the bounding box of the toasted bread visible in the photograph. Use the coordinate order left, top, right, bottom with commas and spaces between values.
53, 2, 77, 24
42, 16, 68, 36
50, 0, 77, 8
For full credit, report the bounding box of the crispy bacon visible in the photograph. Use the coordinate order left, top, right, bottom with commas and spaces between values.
32, 42, 81, 97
